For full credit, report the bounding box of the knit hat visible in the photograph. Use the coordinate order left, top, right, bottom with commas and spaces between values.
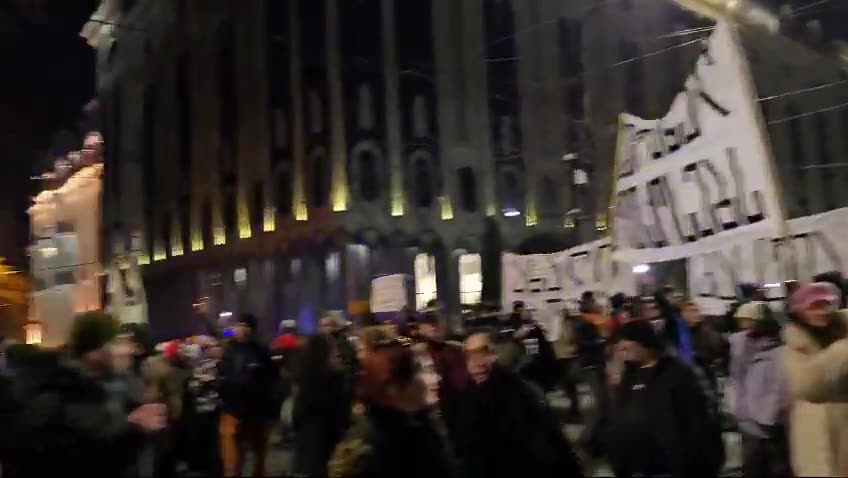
68, 311, 121, 357
617, 320, 664, 351
237, 313, 258, 330
790, 282, 840, 313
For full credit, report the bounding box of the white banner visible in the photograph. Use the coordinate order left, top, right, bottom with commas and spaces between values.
370, 274, 410, 313
689, 207, 848, 314
612, 21, 781, 265
502, 239, 635, 340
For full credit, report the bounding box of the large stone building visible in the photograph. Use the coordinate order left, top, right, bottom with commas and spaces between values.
82, 0, 848, 338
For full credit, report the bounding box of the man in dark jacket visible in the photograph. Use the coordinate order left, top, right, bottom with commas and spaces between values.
218, 313, 277, 477
461, 332, 583, 478
5, 312, 165, 477
574, 298, 609, 458
608, 320, 723, 478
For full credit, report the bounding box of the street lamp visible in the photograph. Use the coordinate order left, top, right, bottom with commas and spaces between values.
633, 264, 651, 274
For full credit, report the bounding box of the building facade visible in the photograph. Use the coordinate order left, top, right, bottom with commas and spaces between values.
83, 0, 848, 339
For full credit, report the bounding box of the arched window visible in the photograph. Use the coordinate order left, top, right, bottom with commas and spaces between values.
179, 195, 191, 253
359, 150, 379, 201
413, 157, 434, 208
414, 253, 437, 310
251, 182, 264, 231
358, 84, 375, 131
458, 253, 482, 305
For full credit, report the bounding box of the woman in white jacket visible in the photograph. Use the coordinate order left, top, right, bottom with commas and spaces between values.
783, 282, 848, 477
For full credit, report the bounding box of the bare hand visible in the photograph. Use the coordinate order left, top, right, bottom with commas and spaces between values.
128, 403, 167, 432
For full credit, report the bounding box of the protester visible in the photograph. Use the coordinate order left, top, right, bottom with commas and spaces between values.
574, 295, 609, 459
218, 313, 277, 477
607, 320, 722, 478
553, 310, 581, 420
7, 312, 166, 477
726, 301, 791, 478
329, 337, 457, 478
292, 335, 351, 477
186, 337, 223, 477
513, 302, 558, 392
782, 282, 848, 476
461, 331, 583, 478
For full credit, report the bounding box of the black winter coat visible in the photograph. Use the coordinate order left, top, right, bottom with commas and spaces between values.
461, 365, 584, 478
328, 404, 457, 478
608, 356, 723, 478
4, 354, 144, 478
218, 339, 277, 421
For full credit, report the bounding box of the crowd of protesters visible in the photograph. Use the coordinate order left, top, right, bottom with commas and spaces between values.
2, 272, 848, 477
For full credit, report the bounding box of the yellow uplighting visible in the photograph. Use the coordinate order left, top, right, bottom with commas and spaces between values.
391, 172, 404, 217
295, 201, 308, 222
525, 200, 538, 227
294, 172, 308, 221
153, 245, 166, 262
564, 215, 575, 229
263, 206, 276, 232
24, 323, 42, 345
171, 219, 183, 256
486, 202, 497, 217
137, 254, 151, 266
214, 227, 226, 246
191, 234, 204, 252
171, 244, 184, 257
332, 182, 348, 212
440, 195, 454, 221
391, 192, 404, 217
596, 212, 609, 232
238, 196, 251, 239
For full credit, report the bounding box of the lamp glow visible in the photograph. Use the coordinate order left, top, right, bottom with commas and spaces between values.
632, 264, 650, 274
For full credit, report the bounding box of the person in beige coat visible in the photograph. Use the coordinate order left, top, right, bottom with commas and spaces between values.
783, 282, 848, 477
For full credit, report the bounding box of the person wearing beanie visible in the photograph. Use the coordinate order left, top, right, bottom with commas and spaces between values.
218, 313, 277, 477
607, 320, 722, 478
782, 282, 848, 476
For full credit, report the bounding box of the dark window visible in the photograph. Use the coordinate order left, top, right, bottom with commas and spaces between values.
124, 0, 137, 13
202, 200, 213, 246
310, 151, 329, 208
619, 40, 643, 114
359, 151, 379, 202
787, 103, 807, 214
502, 170, 521, 211
539, 176, 560, 217
567, 83, 584, 119
177, 55, 192, 177
108, 41, 118, 66
55, 271, 76, 286
276, 165, 293, 217
179, 195, 191, 252
414, 158, 434, 208
217, 19, 237, 146
251, 182, 264, 232
224, 190, 237, 239
558, 18, 583, 77
457, 167, 478, 213
161, 215, 171, 258
142, 85, 158, 232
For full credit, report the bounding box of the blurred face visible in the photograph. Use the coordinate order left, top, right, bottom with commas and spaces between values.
642, 301, 660, 320
205, 343, 223, 360
233, 323, 250, 341
110, 338, 135, 374
799, 300, 837, 328
382, 321, 398, 338
465, 334, 496, 384
84, 344, 114, 376
617, 339, 653, 365
418, 322, 442, 341
682, 303, 702, 327
318, 317, 335, 336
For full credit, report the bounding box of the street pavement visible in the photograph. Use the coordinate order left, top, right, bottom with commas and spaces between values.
260, 388, 742, 477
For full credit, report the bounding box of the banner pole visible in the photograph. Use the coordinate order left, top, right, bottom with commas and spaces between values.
723, 18, 796, 283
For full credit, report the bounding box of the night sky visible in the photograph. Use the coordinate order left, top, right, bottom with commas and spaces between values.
0, 0, 96, 269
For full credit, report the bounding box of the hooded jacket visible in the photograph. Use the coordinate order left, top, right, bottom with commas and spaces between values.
782, 311, 848, 476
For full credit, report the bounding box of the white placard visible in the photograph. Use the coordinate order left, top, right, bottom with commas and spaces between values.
612, 21, 781, 265
370, 274, 409, 313
502, 239, 635, 340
